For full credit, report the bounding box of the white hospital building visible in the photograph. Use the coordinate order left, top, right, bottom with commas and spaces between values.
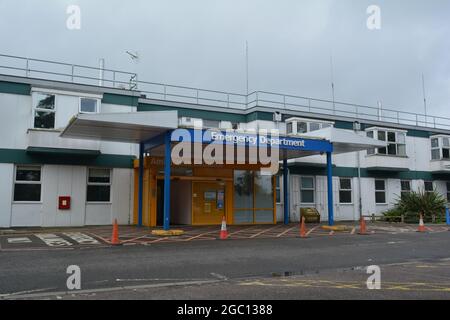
0, 54, 449, 228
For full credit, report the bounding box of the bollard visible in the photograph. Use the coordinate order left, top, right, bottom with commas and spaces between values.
401, 214, 405, 223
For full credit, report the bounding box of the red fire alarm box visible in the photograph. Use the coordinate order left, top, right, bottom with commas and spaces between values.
58, 196, 71, 210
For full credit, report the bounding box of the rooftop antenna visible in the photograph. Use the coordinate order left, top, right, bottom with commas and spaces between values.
330, 54, 336, 114
125, 50, 139, 90
126, 50, 139, 61
246, 41, 249, 100
422, 73, 428, 126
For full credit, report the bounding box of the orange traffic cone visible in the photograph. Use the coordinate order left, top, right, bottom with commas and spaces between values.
417, 213, 426, 233
358, 217, 368, 235
299, 216, 308, 238
111, 218, 121, 245
219, 216, 228, 240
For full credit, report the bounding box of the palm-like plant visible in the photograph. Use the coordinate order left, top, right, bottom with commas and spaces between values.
396, 189, 446, 218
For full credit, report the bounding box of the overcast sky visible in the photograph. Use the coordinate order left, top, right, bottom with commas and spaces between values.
1, 0, 449, 117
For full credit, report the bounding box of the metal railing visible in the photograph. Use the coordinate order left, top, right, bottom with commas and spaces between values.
1, 53, 450, 130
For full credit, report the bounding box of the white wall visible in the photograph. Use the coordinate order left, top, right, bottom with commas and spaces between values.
0, 164, 13, 227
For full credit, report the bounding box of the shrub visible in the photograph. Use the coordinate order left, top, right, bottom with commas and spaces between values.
382, 189, 446, 223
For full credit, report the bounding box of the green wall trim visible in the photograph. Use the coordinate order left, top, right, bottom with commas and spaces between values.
138, 103, 246, 122
102, 93, 139, 107
0, 81, 31, 95
0, 148, 135, 168
288, 163, 445, 181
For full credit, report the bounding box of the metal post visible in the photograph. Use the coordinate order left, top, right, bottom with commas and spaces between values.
446, 207, 450, 226
71, 65, 74, 82
138, 142, 144, 227
326, 152, 334, 226
283, 157, 289, 225
25, 59, 29, 77
163, 131, 172, 231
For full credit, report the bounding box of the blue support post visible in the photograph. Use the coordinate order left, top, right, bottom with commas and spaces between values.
138, 142, 144, 227
163, 131, 172, 231
446, 207, 450, 226
283, 158, 289, 225
326, 151, 334, 226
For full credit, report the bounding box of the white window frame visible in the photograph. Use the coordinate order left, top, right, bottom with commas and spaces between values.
375, 179, 387, 205
86, 168, 112, 203
32, 92, 56, 129
430, 135, 450, 161
339, 178, 353, 204
424, 181, 434, 194
400, 180, 411, 198
365, 127, 407, 157
13, 165, 42, 203
79, 97, 100, 114
300, 176, 315, 204
285, 117, 334, 135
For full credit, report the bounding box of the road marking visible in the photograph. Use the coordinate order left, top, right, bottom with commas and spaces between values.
249, 225, 283, 238
210, 273, 228, 280
275, 226, 297, 237
350, 227, 356, 235
63, 232, 100, 245
7, 237, 32, 244
35, 234, 72, 247
306, 226, 319, 236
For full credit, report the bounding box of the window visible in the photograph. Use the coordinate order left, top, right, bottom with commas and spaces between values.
80, 97, 99, 113
300, 177, 315, 203
285, 119, 333, 135
339, 178, 352, 204
203, 119, 220, 129
424, 181, 433, 195
286, 122, 293, 134
14, 166, 41, 202
33, 93, 55, 129
309, 122, 321, 132
297, 122, 307, 134
375, 179, 386, 204
447, 182, 450, 202
400, 180, 411, 199
430, 136, 450, 160
87, 168, 111, 202
366, 129, 406, 156
233, 170, 274, 224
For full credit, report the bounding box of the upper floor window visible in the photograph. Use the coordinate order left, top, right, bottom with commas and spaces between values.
286, 118, 333, 135
80, 97, 99, 113
33, 92, 55, 129
366, 128, 406, 156
430, 136, 450, 160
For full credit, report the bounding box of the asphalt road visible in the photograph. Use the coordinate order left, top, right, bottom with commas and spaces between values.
0, 231, 449, 299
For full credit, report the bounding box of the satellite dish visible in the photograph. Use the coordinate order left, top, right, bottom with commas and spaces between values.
125, 50, 139, 62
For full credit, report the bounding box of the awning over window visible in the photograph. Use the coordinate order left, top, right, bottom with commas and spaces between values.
60, 111, 178, 143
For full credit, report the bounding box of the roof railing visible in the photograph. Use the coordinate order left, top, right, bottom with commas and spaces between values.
0, 53, 449, 130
